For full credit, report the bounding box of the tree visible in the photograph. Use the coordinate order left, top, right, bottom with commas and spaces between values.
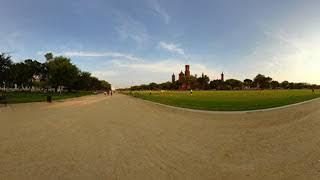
243, 79, 253, 89
280, 81, 289, 89
209, 80, 226, 90
225, 79, 243, 90
23, 59, 43, 88
44, 52, 53, 61
149, 82, 159, 90
10, 62, 29, 89
253, 74, 272, 89
0, 53, 13, 87
159, 82, 172, 90
47, 56, 79, 91
73, 71, 92, 90
89, 76, 101, 90
270, 81, 280, 89
196, 74, 210, 90
100, 80, 111, 91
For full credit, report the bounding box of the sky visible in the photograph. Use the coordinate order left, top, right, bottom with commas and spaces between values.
1, 0, 320, 88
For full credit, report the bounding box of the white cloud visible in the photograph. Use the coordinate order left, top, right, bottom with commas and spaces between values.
94, 56, 219, 88
159, 41, 185, 56
147, 0, 170, 24
231, 28, 320, 84
38, 50, 220, 88
37, 51, 142, 62
114, 11, 150, 46
0, 31, 26, 62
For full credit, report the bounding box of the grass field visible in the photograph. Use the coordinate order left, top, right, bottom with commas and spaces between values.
123, 89, 320, 111
0, 91, 94, 104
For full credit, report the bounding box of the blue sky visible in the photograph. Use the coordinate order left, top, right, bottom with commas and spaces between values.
1, 0, 320, 88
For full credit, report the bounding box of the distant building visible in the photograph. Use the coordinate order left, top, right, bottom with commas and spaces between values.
174, 65, 191, 90
172, 73, 176, 83
171, 65, 224, 90
178, 71, 184, 81
221, 72, 224, 81
185, 65, 190, 77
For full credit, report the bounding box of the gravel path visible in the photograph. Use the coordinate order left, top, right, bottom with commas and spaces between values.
1, 94, 320, 179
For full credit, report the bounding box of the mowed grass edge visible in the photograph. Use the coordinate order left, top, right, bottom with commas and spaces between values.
1, 91, 94, 104
123, 89, 320, 111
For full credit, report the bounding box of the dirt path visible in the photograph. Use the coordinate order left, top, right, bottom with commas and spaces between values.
1, 94, 320, 179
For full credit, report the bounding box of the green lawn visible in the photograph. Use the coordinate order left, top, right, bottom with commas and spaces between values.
0, 91, 94, 104
123, 90, 320, 111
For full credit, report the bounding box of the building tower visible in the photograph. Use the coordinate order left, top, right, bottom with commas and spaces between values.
221, 72, 224, 81
185, 65, 190, 77
172, 73, 176, 83
179, 71, 184, 81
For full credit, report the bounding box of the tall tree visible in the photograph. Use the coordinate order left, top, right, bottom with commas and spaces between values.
270, 81, 280, 89
44, 52, 53, 61
10, 62, 29, 89
243, 79, 253, 89
0, 53, 13, 87
225, 79, 243, 90
253, 74, 272, 89
73, 71, 92, 90
47, 56, 79, 91
280, 81, 289, 89
197, 74, 210, 90
100, 80, 111, 91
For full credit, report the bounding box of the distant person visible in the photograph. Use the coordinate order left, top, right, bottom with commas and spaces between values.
312, 87, 315, 94
190, 89, 193, 95
107, 90, 110, 96
111, 91, 113, 96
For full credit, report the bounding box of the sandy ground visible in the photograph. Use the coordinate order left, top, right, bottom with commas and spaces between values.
1, 93, 320, 180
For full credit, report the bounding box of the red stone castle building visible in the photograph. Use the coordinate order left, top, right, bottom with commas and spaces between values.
172, 65, 191, 90
172, 65, 225, 90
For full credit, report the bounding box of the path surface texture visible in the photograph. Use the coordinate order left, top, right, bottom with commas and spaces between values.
1, 94, 320, 179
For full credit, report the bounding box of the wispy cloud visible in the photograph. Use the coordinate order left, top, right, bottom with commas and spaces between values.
0, 31, 25, 61
231, 27, 320, 84
93, 55, 219, 87
146, 0, 170, 24
114, 11, 150, 46
38, 50, 220, 88
159, 41, 185, 56
37, 51, 142, 61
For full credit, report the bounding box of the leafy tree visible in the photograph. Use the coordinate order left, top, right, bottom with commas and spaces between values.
149, 82, 160, 90
225, 79, 243, 90
44, 52, 53, 61
73, 71, 92, 90
89, 76, 102, 90
253, 74, 272, 89
270, 81, 280, 89
100, 80, 111, 91
280, 81, 289, 89
197, 74, 210, 90
209, 80, 226, 90
243, 79, 253, 89
47, 56, 79, 91
0, 53, 13, 87
10, 62, 29, 89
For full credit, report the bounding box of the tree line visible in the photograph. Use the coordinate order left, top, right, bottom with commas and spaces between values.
124, 73, 319, 91
0, 52, 111, 92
